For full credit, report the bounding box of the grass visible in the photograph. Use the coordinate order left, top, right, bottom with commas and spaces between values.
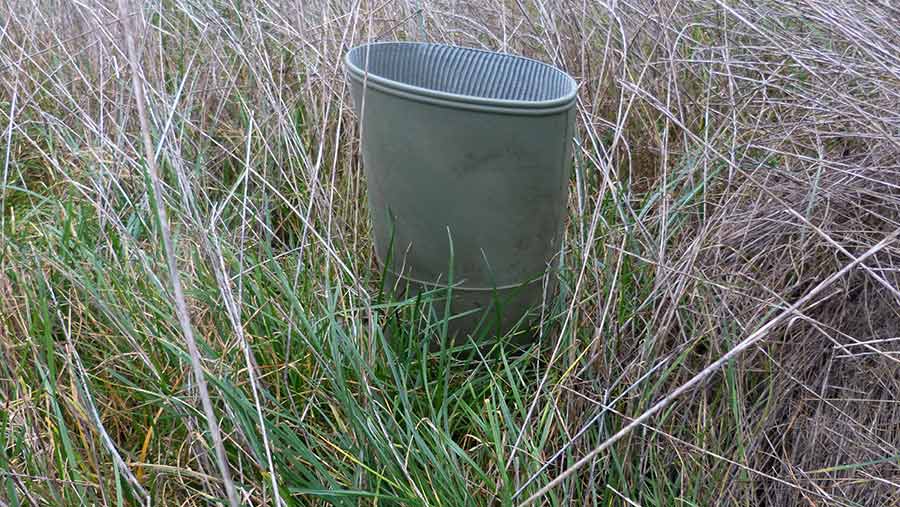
2, 0, 900, 506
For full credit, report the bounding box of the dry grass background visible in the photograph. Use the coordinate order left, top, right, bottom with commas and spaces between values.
1, 0, 899, 505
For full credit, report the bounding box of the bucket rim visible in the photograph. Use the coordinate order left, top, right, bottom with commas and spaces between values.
344, 41, 578, 112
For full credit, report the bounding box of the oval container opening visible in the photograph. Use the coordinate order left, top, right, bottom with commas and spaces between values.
345, 42, 577, 109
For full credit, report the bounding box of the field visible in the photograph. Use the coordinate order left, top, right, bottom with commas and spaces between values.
2, 0, 899, 505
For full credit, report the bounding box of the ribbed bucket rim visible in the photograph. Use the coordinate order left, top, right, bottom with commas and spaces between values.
345, 42, 577, 111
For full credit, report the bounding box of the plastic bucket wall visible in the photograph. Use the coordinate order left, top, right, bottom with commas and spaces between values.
345, 42, 577, 342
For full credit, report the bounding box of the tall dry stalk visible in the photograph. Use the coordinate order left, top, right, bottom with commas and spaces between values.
114, 0, 240, 505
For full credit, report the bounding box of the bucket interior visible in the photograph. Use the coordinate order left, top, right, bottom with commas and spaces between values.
346, 42, 575, 104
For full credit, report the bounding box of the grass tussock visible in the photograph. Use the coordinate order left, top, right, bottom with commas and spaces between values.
2, 0, 899, 506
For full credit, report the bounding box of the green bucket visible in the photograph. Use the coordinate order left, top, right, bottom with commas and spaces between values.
346, 42, 576, 342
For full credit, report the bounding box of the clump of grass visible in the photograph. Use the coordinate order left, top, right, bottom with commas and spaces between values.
2, 0, 899, 506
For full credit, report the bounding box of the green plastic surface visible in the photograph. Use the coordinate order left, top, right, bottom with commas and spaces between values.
346, 42, 576, 342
